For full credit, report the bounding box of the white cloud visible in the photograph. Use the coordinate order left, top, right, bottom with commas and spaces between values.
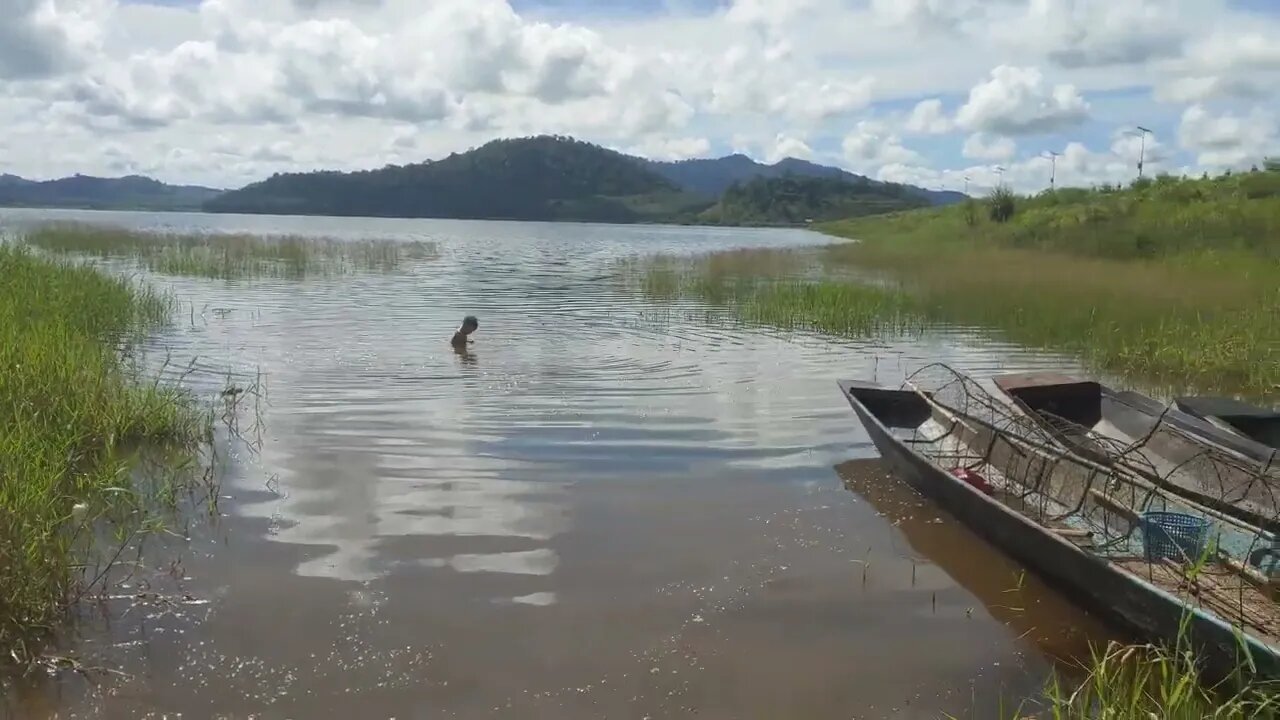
1156, 31, 1280, 103
703, 44, 875, 124
626, 136, 712, 161
766, 133, 814, 163
0, 0, 1278, 189
48, 0, 688, 135
841, 120, 921, 176
1178, 105, 1278, 169
0, 0, 103, 78
905, 98, 952, 135
869, 0, 975, 35
956, 65, 1090, 136
962, 133, 1017, 162
1027, 0, 1186, 69
882, 139, 1143, 196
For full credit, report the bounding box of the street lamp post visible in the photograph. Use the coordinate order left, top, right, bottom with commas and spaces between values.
1043, 151, 1060, 190
1135, 125, 1152, 179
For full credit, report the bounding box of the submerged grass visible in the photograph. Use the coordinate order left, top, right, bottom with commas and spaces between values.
1005, 615, 1280, 720
625, 170, 1280, 398
0, 243, 211, 662
24, 223, 438, 279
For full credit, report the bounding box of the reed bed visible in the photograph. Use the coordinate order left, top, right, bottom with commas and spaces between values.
624, 171, 1280, 399
23, 224, 437, 279
0, 245, 210, 662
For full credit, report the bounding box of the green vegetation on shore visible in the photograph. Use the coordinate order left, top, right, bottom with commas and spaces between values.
630, 168, 1280, 398
701, 175, 928, 226
0, 244, 210, 661
24, 224, 437, 279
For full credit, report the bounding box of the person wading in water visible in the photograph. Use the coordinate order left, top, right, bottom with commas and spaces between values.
451, 315, 478, 349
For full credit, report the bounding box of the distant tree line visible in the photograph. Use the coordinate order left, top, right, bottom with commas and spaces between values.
704, 174, 928, 225
206, 136, 938, 225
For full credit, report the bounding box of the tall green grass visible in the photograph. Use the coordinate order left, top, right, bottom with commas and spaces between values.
1001, 603, 1280, 720
24, 224, 437, 279
0, 244, 210, 662
1027, 639, 1279, 719
626, 170, 1280, 398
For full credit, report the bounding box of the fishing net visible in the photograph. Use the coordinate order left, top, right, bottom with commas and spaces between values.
879, 363, 1280, 637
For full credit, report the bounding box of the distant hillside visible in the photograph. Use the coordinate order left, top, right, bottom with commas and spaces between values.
703, 174, 930, 226
207, 136, 711, 223
207, 135, 965, 223
645, 155, 966, 207
0, 174, 223, 211
0, 174, 34, 189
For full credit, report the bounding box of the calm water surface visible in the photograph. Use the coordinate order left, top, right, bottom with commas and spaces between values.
1, 210, 1115, 719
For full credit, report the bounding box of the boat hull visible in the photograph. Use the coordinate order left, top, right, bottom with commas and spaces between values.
839, 379, 1280, 681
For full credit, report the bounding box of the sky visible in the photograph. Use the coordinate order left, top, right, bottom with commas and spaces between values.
1, 0, 1278, 193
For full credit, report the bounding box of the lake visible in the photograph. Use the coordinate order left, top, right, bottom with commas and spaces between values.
0, 209, 1113, 719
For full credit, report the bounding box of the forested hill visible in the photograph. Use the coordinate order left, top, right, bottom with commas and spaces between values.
644, 155, 967, 206
205, 136, 709, 222
204, 135, 962, 224
0, 174, 222, 211
703, 175, 930, 225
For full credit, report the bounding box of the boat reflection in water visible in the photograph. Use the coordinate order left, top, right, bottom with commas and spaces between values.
835, 457, 1117, 669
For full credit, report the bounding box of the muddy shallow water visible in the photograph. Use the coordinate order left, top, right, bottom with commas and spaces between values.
1, 210, 1116, 719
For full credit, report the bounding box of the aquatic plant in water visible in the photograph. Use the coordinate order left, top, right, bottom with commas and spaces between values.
0, 244, 220, 663
22, 223, 438, 279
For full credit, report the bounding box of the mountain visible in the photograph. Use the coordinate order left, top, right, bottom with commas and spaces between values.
207, 135, 964, 223
206, 136, 711, 223
644, 154, 967, 206
0, 174, 223, 211
0, 174, 35, 189
703, 174, 930, 226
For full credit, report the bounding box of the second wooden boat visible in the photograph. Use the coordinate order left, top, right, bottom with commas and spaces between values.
992, 372, 1280, 535
1174, 396, 1280, 450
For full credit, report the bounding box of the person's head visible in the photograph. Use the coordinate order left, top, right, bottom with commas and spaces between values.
459, 315, 479, 335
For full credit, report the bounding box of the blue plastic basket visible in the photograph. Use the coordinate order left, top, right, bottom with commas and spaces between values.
1140, 511, 1210, 563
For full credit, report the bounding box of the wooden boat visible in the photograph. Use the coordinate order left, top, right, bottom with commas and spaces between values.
838, 379, 1280, 680
992, 372, 1280, 535
1174, 396, 1280, 450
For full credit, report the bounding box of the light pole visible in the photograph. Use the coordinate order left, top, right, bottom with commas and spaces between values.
963, 175, 971, 195
1135, 125, 1152, 179
1043, 151, 1060, 190
994, 166, 1005, 190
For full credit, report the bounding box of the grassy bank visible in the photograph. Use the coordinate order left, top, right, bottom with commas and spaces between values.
1004, 634, 1279, 719
630, 169, 1280, 398
0, 244, 210, 661
24, 224, 437, 279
